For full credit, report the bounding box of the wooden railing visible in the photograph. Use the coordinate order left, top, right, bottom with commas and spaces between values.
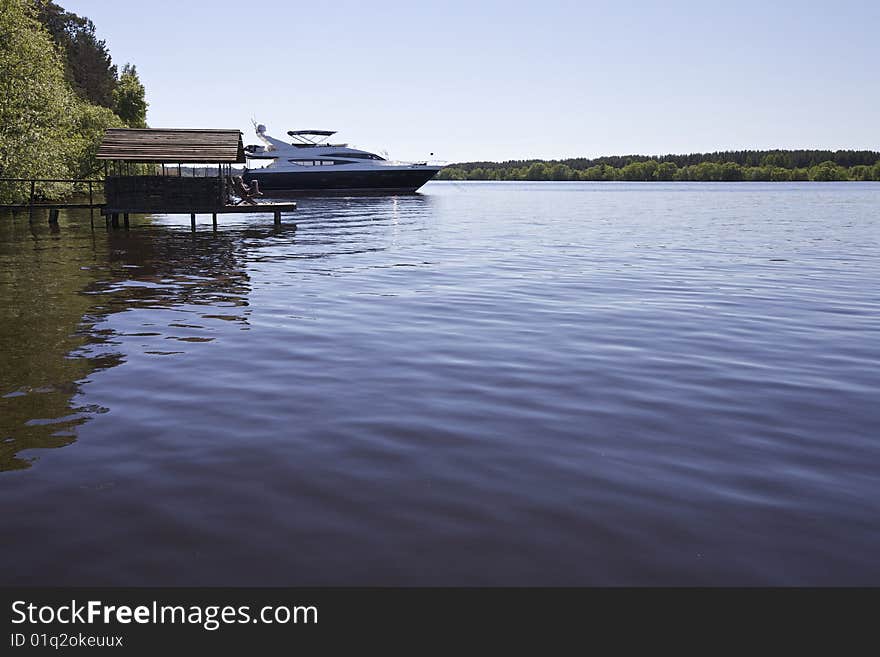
0, 178, 104, 221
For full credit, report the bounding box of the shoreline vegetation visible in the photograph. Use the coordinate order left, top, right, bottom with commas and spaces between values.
0, 0, 148, 203
437, 150, 880, 182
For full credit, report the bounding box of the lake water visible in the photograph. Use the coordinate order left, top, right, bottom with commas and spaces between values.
1, 181, 878, 585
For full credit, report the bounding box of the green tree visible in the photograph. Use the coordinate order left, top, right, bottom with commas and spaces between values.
769, 167, 792, 181
849, 165, 873, 181
67, 101, 124, 178
0, 0, 145, 202
746, 166, 771, 181
0, 0, 77, 202
761, 151, 792, 168
549, 163, 573, 180
809, 161, 846, 181
113, 63, 148, 128
655, 161, 678, 181
720, 162, 743, 181
34, 0, 118, 108
619, 159, 657, 181
673, 165, 691, 181
599, 163, 618, 181
436, 167, 466, 180
690, 162, 721, 181
619, 161, 638, 180
581, 165, 604, 181
525, 162, 549, 180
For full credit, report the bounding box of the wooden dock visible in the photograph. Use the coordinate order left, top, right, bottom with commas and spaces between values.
94, 128, 296, 230
2, 129, 299, 231
2, 174, 297, 231
101, 201, 298, 231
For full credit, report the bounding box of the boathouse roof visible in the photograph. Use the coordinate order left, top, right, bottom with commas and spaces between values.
97, 128, 246, 163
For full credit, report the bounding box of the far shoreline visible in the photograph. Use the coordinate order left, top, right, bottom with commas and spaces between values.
437, 151, 880, 183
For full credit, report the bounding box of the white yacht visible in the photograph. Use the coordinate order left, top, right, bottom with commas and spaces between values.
242, 124, 442, 194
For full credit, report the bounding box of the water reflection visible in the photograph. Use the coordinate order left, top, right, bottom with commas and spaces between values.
0, 210, 252, 471
0, 194, 430, 471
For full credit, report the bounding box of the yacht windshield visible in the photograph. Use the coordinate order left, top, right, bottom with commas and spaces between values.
326, 152, 385, 161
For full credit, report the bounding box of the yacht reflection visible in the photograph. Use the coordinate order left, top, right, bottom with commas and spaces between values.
260, 194, 431, 260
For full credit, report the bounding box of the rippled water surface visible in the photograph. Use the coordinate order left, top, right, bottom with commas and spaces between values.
2, 182, 879, 585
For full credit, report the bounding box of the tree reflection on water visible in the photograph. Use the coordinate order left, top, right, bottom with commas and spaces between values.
0, 209, 255, 471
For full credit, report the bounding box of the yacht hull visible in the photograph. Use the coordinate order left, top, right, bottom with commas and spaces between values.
243, 167, 440, 195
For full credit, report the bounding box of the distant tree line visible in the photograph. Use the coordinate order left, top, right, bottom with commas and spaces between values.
438, 150, 880, 182
0, 0, 148, 203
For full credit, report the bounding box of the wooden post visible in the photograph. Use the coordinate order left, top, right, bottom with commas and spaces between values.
111, 213, 119, 228
88, 181, 94, 226
212, 213, 218, 230
28, 180, 35, 222
191, 213, 196, 232
274, 210, 281, 225
48, 208, 59, 224
123, 213, 130, 229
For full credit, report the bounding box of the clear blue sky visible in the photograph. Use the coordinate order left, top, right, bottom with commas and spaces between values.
64, 0, 879, 163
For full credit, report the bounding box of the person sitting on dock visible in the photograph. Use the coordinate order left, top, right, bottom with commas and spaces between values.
229, 176, 263, 205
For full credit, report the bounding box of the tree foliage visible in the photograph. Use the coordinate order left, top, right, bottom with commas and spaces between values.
34, 0, 117, 108
0, 0, 75, 199
0, 0, 146, 202
68, 101, 125, 178
438, 149, 880, 182
113, 64, 148, 128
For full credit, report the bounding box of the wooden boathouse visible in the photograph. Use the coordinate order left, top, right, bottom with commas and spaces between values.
96, 128, 296, 230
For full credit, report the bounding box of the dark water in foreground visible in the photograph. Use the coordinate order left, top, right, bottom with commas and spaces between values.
1, 182, 879, 585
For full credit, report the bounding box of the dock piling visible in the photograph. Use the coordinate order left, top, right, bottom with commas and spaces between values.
123, 213, 130, 229
28, 180, 35, 223
274, 210, 281, 225
212, 213, 217, 230
48, 208, 59, 224
191, 213, 196, 232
